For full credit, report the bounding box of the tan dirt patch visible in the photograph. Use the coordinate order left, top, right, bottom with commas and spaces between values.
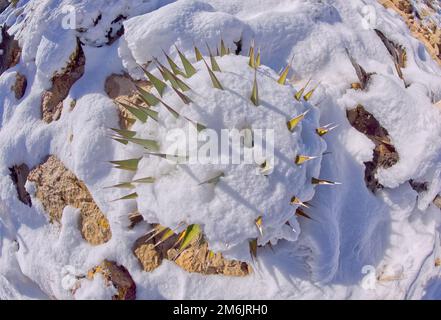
86, 260, 136, 300
133, 225, 251, 276
27, 156, 111, 245
0, 26, 21, 76
104, 73, 150, 129
11, 72, 27, 100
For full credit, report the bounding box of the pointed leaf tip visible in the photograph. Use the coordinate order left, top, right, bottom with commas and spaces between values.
250, 72, 259, 106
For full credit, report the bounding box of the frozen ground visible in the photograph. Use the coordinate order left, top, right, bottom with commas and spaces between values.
0, 0, 441, 299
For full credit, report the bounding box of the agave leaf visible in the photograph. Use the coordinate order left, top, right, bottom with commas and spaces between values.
294, 78, 311, 101
196, 123, 206, 132
159, 98, 180, 118
155, 61, 170, 81
311, 177, 342, 185
120, 100, 158, 122
142, 107, 159, 122
114, 192, 138, 201
163, 49, 186, 77
295, 155, 318, 165
133, 177, 156, 184
206, 42, 221, 72
290, 196, 309, 208
203, 59, 224, 90
277, 57, 293, 85
126, 137, 160, 151
295, 208, 313, 220
110, 158, 141, 171
137, 86, 160, 106
199, 172, 224, 185
175, 45, 197, 78
179, 224, 201, 251
169, 72, 191, 92
255, 48, 261, 67
183, 115, 206, 132
303, 82, 320, 101
105, 182, 135, 189
316, 123, 339, 137
255, 216, 263, 236
143, 225, 168, 244
345, 48, 372, 90
141, 66, 167, 97
113, 138, 129, 145
287, 110, 309, 132
220, 39, 227, 56
154, 228, 175, 247
118, 101, 148, 123
249, 238, 258, 260
110, 128, 137, 139
194, 45, 203, 61
173, 87, 192, 104
155, 59, 179, 88
250, 72, 259, 106
249, 45, 255, 68
208, 250, 215, 260
210, 55, 221, 72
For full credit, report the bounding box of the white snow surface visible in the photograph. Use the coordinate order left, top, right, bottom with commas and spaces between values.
0, 0, 441, 300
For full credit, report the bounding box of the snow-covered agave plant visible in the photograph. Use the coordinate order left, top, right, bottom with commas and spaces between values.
109, 40, 338, 262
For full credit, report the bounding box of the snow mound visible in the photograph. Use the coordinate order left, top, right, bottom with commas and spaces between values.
125, 55, 325, 257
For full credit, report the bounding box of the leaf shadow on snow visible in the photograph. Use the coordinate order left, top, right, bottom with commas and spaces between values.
298, 133, 391, 286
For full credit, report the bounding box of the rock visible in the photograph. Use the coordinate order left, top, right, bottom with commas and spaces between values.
27, 156, 111, 245
11, 72, 27, 100
347, 105, 399, 192
0, 0, 9, 13
378, 0, 441, 66
41, 39, 85, 123
0, 26, 21, 76
433, 195, 441, 209
87, 260, 136, 300
9, 164, 31, 207
104, 73, 150, 129
134, 242, 162, 272
128, 211, 144, 229
133, 225, 251, 276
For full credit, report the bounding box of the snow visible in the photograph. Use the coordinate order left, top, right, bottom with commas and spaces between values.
0, 0, 441, 300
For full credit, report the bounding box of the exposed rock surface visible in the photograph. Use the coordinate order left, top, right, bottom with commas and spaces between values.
9, 164, 32, 207
41, 39, 85, 123
0, 26, 21, 76
379, 0, 441, 65
11, 72, 27, 100
86, 260, 136, 300
27, 156, 111, 245
347, 105, 399, 192
133, 226, 251, 276
104, 73, 150, 129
